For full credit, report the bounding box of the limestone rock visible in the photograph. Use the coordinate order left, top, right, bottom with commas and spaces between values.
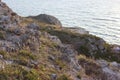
29, 14, 62, 27
96, 60, 109, 68
0, 1, 120, 80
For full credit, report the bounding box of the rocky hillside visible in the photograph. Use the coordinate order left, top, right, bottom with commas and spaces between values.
0, 1, 120, 80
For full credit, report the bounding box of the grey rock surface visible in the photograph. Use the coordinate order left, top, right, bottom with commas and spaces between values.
29, 14, 62, 27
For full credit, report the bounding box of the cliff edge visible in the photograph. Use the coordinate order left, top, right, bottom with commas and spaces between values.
0, 1, 120, 80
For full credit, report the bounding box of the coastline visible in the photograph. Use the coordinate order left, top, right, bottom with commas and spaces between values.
0, 1, 120, 80
3, 0, 120, 45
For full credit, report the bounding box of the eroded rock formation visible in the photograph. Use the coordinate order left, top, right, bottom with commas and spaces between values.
0, 1, 120, 80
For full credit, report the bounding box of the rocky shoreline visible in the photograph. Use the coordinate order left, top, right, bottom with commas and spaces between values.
0, 1, 120, 80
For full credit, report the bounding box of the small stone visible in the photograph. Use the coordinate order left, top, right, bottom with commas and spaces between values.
48, 55, 55, 61
51, 74, 57, 80
14, 28, 22, 35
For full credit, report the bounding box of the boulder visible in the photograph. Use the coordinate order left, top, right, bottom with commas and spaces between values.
59, 44, 77, 62
48, 35, 62, 45
96, 60, 109, 68
102, 67, 120, 80
29, 14, 62, 27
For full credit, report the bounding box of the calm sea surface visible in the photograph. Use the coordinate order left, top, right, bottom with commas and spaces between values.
3, 0, 120, 45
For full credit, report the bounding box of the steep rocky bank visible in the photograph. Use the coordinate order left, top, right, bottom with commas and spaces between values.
0, 1, 120, 80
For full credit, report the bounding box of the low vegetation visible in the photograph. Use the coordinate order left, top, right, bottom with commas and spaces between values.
0, 2, 120, 79
78, 55, 103, 79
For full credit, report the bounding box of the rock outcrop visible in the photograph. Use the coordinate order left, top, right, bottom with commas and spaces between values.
48, 29, 107, 57
0, 1, 120, 80
29, 14, 62, 28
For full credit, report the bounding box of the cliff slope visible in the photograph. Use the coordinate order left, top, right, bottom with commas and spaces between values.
0, 1, 120, 80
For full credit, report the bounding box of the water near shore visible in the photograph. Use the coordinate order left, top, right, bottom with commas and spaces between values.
3, 0, 120, 44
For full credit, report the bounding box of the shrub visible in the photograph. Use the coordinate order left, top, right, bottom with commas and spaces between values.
0, 50, 9, 59
12, 50, 38, 67
25, 69, 40, 80
19, 50, 37, 60
0, 51, 7, 57
0, 64, 40, 80
78, 46, 89, 56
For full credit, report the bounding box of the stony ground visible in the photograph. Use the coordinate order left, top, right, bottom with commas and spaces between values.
0, 1, 120, 80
